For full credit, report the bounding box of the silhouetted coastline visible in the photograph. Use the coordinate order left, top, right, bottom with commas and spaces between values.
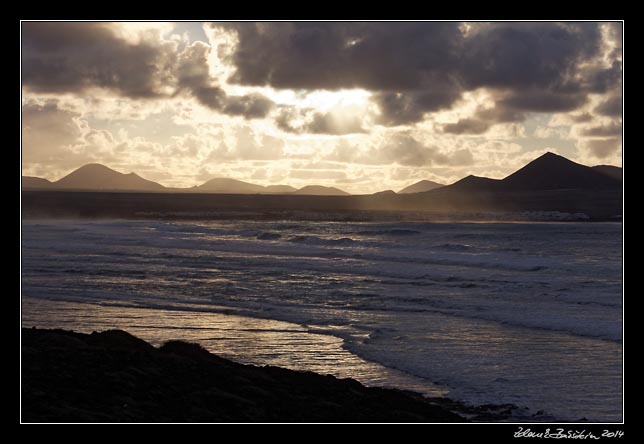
22, 328, 534, 423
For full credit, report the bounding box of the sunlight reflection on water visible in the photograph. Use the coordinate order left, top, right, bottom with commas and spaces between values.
21, 297, 447, 398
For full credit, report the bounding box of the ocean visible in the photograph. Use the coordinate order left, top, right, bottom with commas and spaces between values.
20, 219, 623, 422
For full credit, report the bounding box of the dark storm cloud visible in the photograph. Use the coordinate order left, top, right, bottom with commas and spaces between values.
570, 113, 593, 123
175, 40, 227, 108
212, 22, 465, 125
210, 21, 620, 126
175, 41, 272, 118
373, 93, 425, 126
191, 86, 227, 109
594, 95, 622, 117
442, 118, 490, 135
583, 138, 621, 158
374, 90, 461, 126
585, 61, 622, 94
441, 103, 525, 135
476, 104, 526, 123
22, 22, 175, 98
440, 88, 588, 135
216, 22, 462, 91
459, 23, 602, 91
274, 108, 300, 133
223, 93, 274, 118
22, 22, 622, 130
603, 22, 623, 61
499, 91, 588, 113
22, 22, 273, 119
579, 122, 622, 137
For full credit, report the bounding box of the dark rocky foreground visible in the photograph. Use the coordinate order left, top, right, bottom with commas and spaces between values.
22, 328, 479, 423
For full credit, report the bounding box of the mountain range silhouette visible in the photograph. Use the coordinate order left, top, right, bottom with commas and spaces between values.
22, 152, 621, 195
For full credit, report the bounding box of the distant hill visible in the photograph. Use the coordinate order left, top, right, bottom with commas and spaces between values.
431, 152, 621, 195
21, 153, 621, 204
293, 185, 349, 196
195, 178, 265, 194
263, 185, 298, 194
194, 179, 299, 194
22, 176, 52, 189
373, 190, 397, 196
500, 152, 620, 190
53, 164, 165, 192
592, 165, 622, 181
23, 165, 302, 195
398, 180, 444, 194
393, 152, 622, 219
443, 175, 500, 192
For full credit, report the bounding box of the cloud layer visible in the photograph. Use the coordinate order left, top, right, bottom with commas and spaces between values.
210, 22, 622, 128
21, 22, 622, 193
22, 22, 273, 119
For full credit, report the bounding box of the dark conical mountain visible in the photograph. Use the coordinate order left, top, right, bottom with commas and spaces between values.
398, 180, 444, 194
500, 152, 620, 190
592, 165, 622, 181
54, 164, 165, 191
424, 152, 620, 196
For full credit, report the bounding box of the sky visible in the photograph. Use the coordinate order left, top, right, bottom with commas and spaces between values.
21, 21, 622, 193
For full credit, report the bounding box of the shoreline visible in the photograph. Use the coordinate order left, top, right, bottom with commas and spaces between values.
21, 327, 546, 423
20, 296, 449, 400
21, 190, 622, 222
